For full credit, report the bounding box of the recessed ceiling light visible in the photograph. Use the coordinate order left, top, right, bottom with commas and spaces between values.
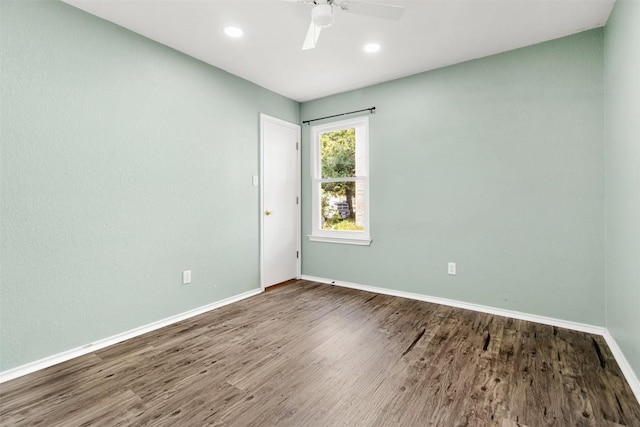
363, 43, 381, 53
224, 26, 244, 38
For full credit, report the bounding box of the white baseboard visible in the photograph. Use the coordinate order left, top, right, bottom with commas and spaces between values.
301, 274, 640, 403
602, 331, 640, 403
301, 275, 606, 334
0, 288, 263, 384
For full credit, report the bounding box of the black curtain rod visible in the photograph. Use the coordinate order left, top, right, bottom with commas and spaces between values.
302, 107, 376, 125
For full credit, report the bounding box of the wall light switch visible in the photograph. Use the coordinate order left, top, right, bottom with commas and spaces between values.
448, 262, 456, 275
183, 270, 192, 285
252, 176, 259, 186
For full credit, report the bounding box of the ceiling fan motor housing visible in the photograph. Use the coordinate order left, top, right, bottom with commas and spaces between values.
312, 4, 334, 28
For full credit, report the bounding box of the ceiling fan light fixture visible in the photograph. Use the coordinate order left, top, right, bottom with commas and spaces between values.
312, 4, 334, 28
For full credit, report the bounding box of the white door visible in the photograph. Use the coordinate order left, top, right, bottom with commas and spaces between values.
260, 114, 300, 289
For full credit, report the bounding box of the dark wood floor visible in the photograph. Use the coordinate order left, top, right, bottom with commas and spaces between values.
1, 280, 639, 426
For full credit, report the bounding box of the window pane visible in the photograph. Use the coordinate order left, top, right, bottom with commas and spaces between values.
320, 181, 365, 231
320, 128, 356, 179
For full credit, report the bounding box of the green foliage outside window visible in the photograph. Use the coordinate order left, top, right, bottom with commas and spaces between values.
320, 128, 363, 230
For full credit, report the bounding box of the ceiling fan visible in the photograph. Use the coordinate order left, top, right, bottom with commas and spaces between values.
283, 0, 405, 50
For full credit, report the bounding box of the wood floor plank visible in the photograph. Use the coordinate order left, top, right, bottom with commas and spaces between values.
1, 280, 639, 426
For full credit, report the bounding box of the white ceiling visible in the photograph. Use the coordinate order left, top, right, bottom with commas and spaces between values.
63, 0, 615, 102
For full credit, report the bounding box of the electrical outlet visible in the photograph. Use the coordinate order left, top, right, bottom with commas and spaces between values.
448, 262, 456, 275
182, 270, 192, 285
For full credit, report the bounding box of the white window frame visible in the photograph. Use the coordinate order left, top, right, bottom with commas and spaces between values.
308, 116, 371, 246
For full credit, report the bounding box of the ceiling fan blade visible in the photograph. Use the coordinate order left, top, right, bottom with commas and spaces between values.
341, 0, 405, 20
302, 22, 322, 50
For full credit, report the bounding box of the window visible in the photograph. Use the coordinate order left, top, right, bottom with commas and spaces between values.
309, 116, 370, 245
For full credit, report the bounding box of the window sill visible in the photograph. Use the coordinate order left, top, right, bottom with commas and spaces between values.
308, 235, 372, 246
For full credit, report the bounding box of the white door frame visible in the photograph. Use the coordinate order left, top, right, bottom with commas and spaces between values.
259, 113, 301, 290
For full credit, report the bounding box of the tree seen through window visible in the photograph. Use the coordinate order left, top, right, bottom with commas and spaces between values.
320, 128, 364, 231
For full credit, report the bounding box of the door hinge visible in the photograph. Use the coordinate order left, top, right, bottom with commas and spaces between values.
296, 196, 299, 205
296, 251, 299, 259
296, 142, 299, 150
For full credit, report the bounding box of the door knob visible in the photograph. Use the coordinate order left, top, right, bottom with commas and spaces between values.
265, 210, 273, 216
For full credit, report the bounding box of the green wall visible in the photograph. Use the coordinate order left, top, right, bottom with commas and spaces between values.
604, 0, 640, 377
301, 30, 605, 325
0, 1, 298, 371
